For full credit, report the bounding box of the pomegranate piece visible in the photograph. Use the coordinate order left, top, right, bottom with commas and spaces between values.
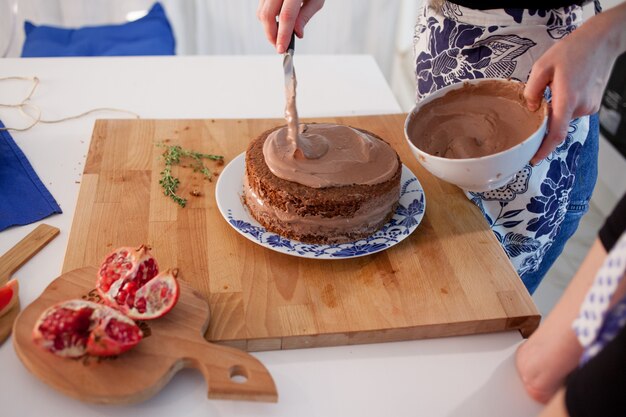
124, 268, 180, 320
0, 280, 19, 318
96, 245, 161, 318
32, 300, 142, 358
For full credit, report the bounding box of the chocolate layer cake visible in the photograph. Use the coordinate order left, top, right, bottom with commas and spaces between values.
243, 125, 402, 244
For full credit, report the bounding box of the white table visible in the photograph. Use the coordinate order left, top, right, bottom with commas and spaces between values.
0, 55, 543, 417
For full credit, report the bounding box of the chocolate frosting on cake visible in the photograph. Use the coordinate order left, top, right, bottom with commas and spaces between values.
243, 51, 401, 243
271, 46, 398, 189
244, 126, 402, 244
262, 123, 399, 188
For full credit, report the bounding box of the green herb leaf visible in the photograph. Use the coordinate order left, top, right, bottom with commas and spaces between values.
158, 143, 224, 208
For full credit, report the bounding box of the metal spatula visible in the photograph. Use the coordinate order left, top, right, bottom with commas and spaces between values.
282, 31, 296, 87
282, 31, 329, 159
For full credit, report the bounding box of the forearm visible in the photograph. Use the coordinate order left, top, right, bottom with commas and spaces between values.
540, 239, 606, 335
593, 1, 626, 56
538, 389, 569, 417
538, 238, 626, 352
515, 239, 607, 403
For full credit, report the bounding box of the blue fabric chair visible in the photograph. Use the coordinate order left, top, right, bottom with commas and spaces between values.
21, 2, 175, 57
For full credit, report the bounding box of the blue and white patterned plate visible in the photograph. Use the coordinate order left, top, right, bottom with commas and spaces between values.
215, 152, 426, 259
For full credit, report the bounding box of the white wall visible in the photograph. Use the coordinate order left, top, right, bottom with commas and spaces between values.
0, 0, 422, 112
0, 0, 408, 80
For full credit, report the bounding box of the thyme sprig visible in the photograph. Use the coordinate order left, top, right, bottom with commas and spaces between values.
158, 143, 224, 208
159, 165, 187, 207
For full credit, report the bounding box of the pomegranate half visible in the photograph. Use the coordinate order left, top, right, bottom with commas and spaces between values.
32, 299, 142, 358
96, 245, 179, 320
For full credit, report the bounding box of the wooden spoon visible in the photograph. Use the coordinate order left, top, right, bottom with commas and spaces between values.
0, 224, 59, 344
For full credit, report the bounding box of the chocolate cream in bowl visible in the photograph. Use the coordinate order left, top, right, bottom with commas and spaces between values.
407, 80, 547, 159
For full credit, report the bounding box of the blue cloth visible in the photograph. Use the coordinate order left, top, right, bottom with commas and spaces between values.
21, 2, 175, 57
521, 113, 600, 293
0, 120, 62, 231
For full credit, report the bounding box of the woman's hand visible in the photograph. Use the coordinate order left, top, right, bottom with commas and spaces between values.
257, 0, 325, 53
525, 2, 626, 165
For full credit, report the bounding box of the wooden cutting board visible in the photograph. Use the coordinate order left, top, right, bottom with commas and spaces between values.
13, 267, 277, 403
63, 115, 540, 352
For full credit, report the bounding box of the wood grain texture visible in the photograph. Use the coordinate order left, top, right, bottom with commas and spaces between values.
0, 224, 60, 285
63, 115, 540, 351
13, 267, 277, 404
0, 224, 60, 345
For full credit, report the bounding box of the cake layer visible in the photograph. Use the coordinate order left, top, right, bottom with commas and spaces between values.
243, 125, 402, 244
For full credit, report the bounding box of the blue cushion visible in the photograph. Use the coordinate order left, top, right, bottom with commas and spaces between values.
21, 3, 175, 57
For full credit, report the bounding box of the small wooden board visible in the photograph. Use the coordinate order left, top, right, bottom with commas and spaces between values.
62, 115, 540, 352
13, 267, 277, 404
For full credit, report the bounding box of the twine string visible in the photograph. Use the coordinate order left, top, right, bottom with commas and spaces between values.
0, 76, 140, 132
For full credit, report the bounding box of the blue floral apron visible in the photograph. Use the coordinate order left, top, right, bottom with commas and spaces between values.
413, 2, 598, 291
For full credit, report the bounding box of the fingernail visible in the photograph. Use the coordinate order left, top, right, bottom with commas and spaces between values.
277, 44, 284, 53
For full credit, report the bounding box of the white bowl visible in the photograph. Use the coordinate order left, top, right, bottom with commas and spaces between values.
404, 78, 548, 192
